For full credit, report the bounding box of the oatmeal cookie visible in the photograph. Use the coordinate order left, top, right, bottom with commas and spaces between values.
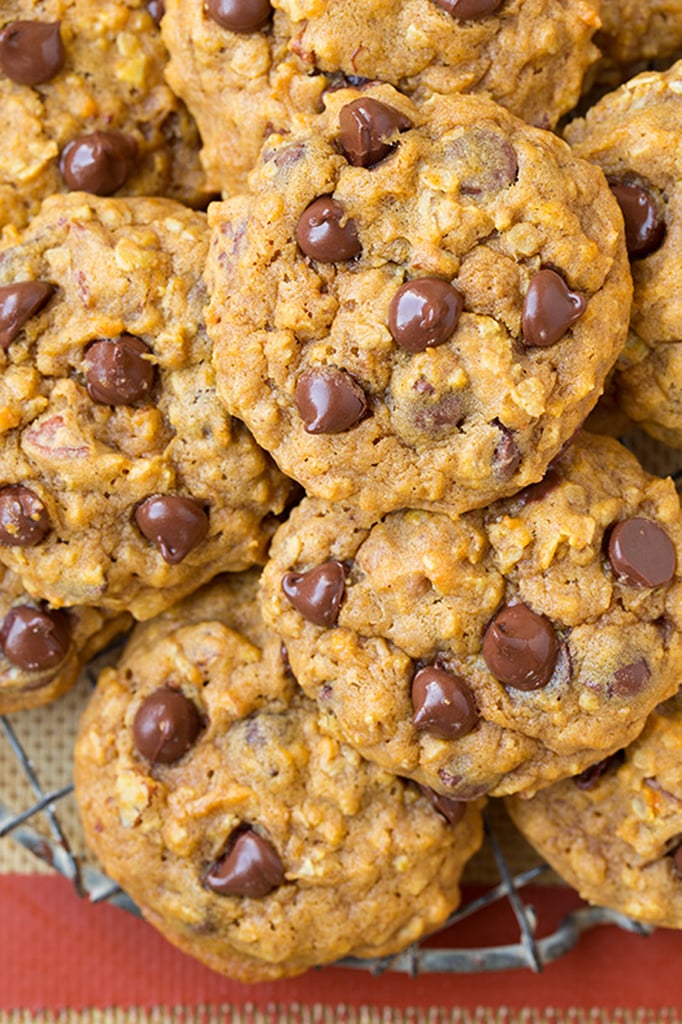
260, 432, 682, 798
566, 60, 682, 449
507, 690, 682, 928
0, 0, 208, 233
74, 573, 483, 981
206, 86, 631, 516
162, 0, 600, 195
597, 0, 682, 65
0, 193, 292, 619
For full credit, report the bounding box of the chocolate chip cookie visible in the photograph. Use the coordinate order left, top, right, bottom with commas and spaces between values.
162, 0, 600, 196
206, 86, 631, 516
74, 573, 483, 981
260, 432, 682, 799
0, 0, 208, 233
0, 563, 130, 713
565, 60, 682, 449
597, 0, 682, 65
0, 193, 292, 619
507, 690, 682, 928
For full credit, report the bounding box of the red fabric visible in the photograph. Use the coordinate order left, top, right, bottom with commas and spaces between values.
1, 875, 680, 1010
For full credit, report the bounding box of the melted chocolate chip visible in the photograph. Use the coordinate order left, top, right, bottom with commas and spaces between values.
135, 495, 209, 564
339, 98, 412, 168
411, 665, 477, 740
573, 750, 625, 790
434, 0, 503, 16
0, 605, 70, 671
609, 181, 665, 259
0, 485, 49, 546
281, 560, 345, 627
492, 422, 521, 480
607, 517, 676, 588
522, 269, 587, 347
388, 278, 463, 352
147, 0, 166, 23
516, 466, 562, 506
0, 20, 65, 85
295, 197, 361, 262
412, 390, 464, 436
59, 132, 138, 195
0, 281, 54, 350
295, 367, 367, 433
612, 657, 651, 697
446, 127, 518, 194
205, 0, 272, 32
133, 685, 202, 763
84, 335, 155, 405
482, 603, 559, 690
417, 783, 466, 825
205, 828, 284, 897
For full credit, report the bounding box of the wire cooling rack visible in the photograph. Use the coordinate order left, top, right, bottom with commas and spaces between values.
0, 663, 653, 977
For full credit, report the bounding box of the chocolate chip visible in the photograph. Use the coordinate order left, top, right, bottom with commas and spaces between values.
0, 20, 65, 85
522, 269, 587, 347
205, 0, 272, 32
411, 665, 477, 740
0, 605, 70, 671
516, 466, 562, 506
388, 278, 463, 353
573, 750, 625, 790
433, 0, 503, 17
205, 828, 284, 897
295, 367, 367, 433
607, 518, 676, 588
0, 485, 49, 546
135, 495, 209, 564
446, 127, 517, 194
84, 335, 155, 405
338, 98, 412, 168
0, 281, 54, 350
281, 560, 346, 627
612, 657, 651, 697
295, 197, 361, 262
492, 422, 521, 480
671, 844, 682, 877
609, 181, 665, 259
412, 390, 464, 436
482, 602, 559, 690
133, 685, 202, 763
146, 0, 166, 23
59, 131, 138, 195
417, 783, 466, 825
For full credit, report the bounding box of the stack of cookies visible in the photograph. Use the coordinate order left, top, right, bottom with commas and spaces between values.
2, 0, 682, 983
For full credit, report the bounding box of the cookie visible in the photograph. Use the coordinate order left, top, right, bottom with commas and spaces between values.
74, 573, 483, 982
597, 0, 682, 65
206, 86, 631, 516
0, 563, 130, 713
259, 432, 682, 799
0, 193, 292, 619
0, 0, 209, 233
566, 61, 682, 449
162, 0, 600, 196
507, 690, 682, 928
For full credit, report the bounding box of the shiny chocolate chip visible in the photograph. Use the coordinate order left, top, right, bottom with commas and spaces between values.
295, 367, 367, 433
281, 560, 345, 627
493, 423, 521, 480
522, 269, 586, 348
205, 828, 284, 897
482, 603, 559, 690
339, 98, 412, 168
411, 665, 477, 740
417, 783, 466, 825
607, 517, 676, 588
0, 20, 65, 85
388, 278, 463, 352
133, 685, 202, 763
612, 658, 651, 697
433, 0, 503, 17
0, 605, 70, 671
0, 281, 54, 350
295, 196, 361, 262
206, 0, 272, 32
84, 335, 155, 405
59, 131, 138, 195
0, 485, 49, 546
135, 495, 209, 564
573, 750, 625, 790
147, 0, 166, 23
609, 181, 665, 259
